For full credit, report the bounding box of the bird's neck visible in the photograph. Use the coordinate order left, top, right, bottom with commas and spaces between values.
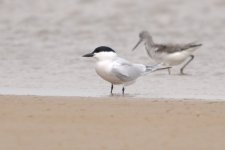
144, 37, 156, 58
145, 36, 155, 47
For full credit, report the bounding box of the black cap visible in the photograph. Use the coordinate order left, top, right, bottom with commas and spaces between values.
83, 46, 116, 57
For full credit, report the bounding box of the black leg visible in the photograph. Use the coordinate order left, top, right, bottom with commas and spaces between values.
110, 84, 113, 95
122, 87, 125, 95
180, 55, 194, 75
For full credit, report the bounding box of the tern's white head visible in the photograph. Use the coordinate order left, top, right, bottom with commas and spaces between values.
83, 46, 117, 61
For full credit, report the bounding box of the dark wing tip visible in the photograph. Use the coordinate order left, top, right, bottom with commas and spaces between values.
190, 43, 202, 47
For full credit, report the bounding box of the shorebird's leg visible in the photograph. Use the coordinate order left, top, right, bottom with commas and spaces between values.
180, 55, 194, 75
122, 87, 125, 95
168, 68, 171, 75
110, 84, 114, 95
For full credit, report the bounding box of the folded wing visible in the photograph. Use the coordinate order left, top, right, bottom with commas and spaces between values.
111, 58, 145, 82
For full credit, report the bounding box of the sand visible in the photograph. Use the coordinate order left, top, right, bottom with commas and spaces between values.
0, 96, 225, 150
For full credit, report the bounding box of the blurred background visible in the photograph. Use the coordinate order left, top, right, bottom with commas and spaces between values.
0, 0, 224, 99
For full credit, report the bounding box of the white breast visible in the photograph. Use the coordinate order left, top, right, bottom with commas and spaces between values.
162, 52, 188, 65
95, 60, 122, 85
153, 48, 197, 66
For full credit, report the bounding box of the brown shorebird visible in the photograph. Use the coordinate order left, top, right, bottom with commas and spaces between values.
132, 30, 202, 74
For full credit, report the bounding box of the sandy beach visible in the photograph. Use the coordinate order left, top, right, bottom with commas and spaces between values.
0, 96, 225, 150
0, 0, 225, 149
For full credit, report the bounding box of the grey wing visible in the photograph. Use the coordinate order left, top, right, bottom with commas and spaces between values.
155, 44, 183, 53
155, 43, 202, 54
111, 58, 145, 82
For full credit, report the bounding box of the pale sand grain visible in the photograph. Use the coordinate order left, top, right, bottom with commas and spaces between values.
0, 96, 225, 150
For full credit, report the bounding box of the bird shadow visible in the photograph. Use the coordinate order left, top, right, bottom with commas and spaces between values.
155, 72, 193, 77
108, 93, 136, 98
172, 73, 193, 76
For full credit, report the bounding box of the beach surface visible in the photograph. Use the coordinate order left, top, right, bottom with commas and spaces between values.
1, 95, 225, 150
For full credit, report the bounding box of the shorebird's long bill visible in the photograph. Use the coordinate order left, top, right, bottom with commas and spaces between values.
132, 38, 143, 51
82, 53, 94, 57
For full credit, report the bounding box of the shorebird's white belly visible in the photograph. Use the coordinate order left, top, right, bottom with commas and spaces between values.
95, 61, 122, 85
161, 50, 193, 66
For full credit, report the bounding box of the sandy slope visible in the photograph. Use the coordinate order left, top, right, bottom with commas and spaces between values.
0, 96, 225, 150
